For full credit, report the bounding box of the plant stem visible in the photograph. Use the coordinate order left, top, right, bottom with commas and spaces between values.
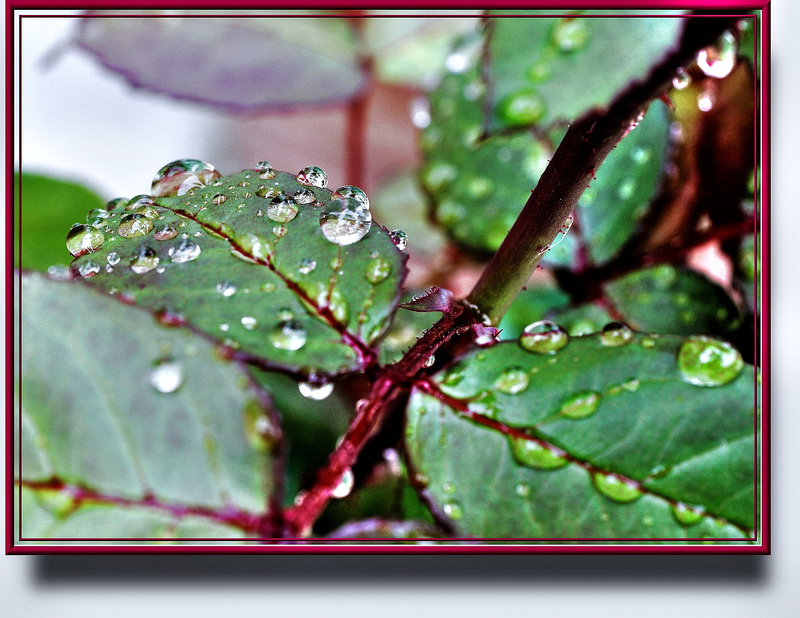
467, 15, 740, 325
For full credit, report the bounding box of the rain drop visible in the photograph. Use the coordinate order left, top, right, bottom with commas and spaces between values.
211, 193, 227, 205
298, 381, 334, 401
677, 336, 744, 387
390, 229, 408, 250
559, 391, 601, 419
298, 258, 317, 274
118, 213, 154, 238
519, 320, 569, 354
467, 390, 500, 419
77, 260, 101, 278
496, 88, 547, 126
130, 245, 159, 274
672, 502, 706, 526
293, 188, 316, 204
672, 67, 691, 90
168, 238, 201, 263
593, 472, 643, 503
697, 31, 737, 79
240, 316, 259, 331
600, 322, 634, 347
216, 281, 237, 297
255, 185, 282, 199
270, 320, 308, 351
551, 18, 590, 52
509, 437, 568, 470
149, 358, 185, 394
494, 367, 529, 394
319, 198, 372, 246
296, 166, 328, 188
106, 251, 120, 266
66, 224, 105, 257
255, 161, 276, 180
365, 257, 392, 284
332, 468, 354, 499
442, 500, 464, 520
267, 196, 299, 223
332, 185, 369, 210
515, 482, 531, 498
152, 160, 220, 197
154, 225, 178, 241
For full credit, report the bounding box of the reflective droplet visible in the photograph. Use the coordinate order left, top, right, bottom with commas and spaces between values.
559, 391, 601, 419
152, 160, 219, 197
255, 161, 276, 180
168, 238, 201, 263
332, 185, 369, 210
494, 367, 529, 394
270, 320, 307, 351
66, 224, 105, 257
593, 472, 642, 503
424, 355, 436, 368
293, 188, 316, 204
211, 193, 227, 205
697, 31, 737, 79
149, 358, 185, 394
77, 260, 100, 278
510, 437, 568, 470
126, 195, 157, 211
233, 233, 273, 263
298, 381, 334, 401
154, 225, 178, 241
86, 208, 112, 228
390, 229, 408, 250
519, 320, 569, 354
672, 67, 691, 90
216, 281, 237, 297
267, 196, 299, 223
600, 322, 634, 347
365, 257, 392, 284
442, 499, 464, 520
105, 197, 126, 211
255, 185, 282, 199
697, 90, 715, 112
319, 198, 372, 246
118, 213, 154, 238
551, 18, 590, 52
106, 251, 120, 266
410, 97, 431, 129
641, 337, 657, 349
296, 166, 328, 188
240, 316, 258, 330
130, 245, 159, 274
298, 258, 317, 274
272, 225, 287, 238
672, 502, 706, 526
332, 468, 354, 499
496, 88, 547, 126
677, 336, 744, 387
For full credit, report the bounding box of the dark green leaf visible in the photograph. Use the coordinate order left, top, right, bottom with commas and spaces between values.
549, 303, 615, 336
405, 332, 755, 539
498, 286, 571, 340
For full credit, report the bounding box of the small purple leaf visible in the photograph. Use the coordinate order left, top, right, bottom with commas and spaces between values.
399, 286, 455, 313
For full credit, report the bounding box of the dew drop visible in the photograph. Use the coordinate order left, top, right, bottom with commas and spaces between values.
293, 188, 316, 204
641, 337, 657, 349
211, 193, 227, 205
296, 166, 328, 188
86, 208, 112, 227
319, 198, 372, 246
600, 322, 634, 347
255, 185, 282, 199
390, 229, 408, 250
510, 437, 568, 470
265, 196, 297, 223
332, 185, 369, 210
118, 213, 154, 238
697, 90, 715, 112
442, 499, 464, 520
515, 482, 531, 498
672, 67, 691, 90
494, 367, 529, 394
332, 468, 354, 499
593, 473, 643, 503
126, 195, 157, 212
365, 257, 392, 284
272, 225, 287, 238
77, 260, 100, 278
424, 355, 436, 368
298, 381, 334, 401
240, 316, 258, 331
559, 391, 601, 419
130, 246, 159, 274
255, 161, 276, 180
149, 357, 185, 394
154, 225, 178, 241
496, 88, 547, 126
672, 502, 706, 526
519, 320, 569, 354
298, 258, 317, 274
66, 224, 105, 257
152, 160, 219, 197
168, 238, 201, 263
551, 17, 590, 52
216, 281, 237, 297
677, 336, 744, 387
233, 232, 273, 263
697, 31, 737, 79
270, 320, 307, 351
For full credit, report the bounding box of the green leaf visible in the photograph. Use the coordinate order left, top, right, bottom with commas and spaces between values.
549, 303, 615, 336
498, 286, 571, 340
486, 12, 684, 130
605, 265, 743, 336
405, 332, 755, 539
69, 166, 407, 378
14, 173, 106, 272
16, 273, 278, 541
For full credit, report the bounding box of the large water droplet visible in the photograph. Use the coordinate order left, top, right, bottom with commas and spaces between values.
118, 213, 154, 238
152, 160, 219, 197
168, 238, 201, 263
130, 245, 159, 274
296, 166, 328, 188
389, 229, 408, 251
559, 391, 601, 419
66, 224, 105, 257
677, 336, 744, 387
467, 390, 500, 419
672, 67, 691, 90
154, 224, 178, 241
77, 260, 100, 278
270, 320, 307, 351
255, 161, 276, 180
551, 17, 590, 52
593, 473, 642, 503
494, 367, 529, 394
298, 381, 334, 401
216, 280, 237, 297
332, 468, 354, 499
672, 502, 706, 526
319, 198, 372, 246
332, 185, 369, 210
496, 88, 547, 126
365, 257, 392, 284
267, 195, 299, 223
697, 30, 737, 79
510, 437, 568, 470
600, 322, 634, 347
519, 320, 569, 354
293, 188, 316, 204
149, 357, 185, 394
126, 195, 157, 212
255, 185, 282, 199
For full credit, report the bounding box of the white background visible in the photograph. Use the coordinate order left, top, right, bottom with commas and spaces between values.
4, 2, 799, 616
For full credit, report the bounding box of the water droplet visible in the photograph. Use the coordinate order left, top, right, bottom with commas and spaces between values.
319, 198, 372, 246
255, 185, 282, 199
515, 482, 531, 498
332, 185, 369, 210
551, 17, 590, 52
272, 225, 287, 238
424, 355, 436, 368
66, 224, 105, 257
86, 207, 112, 227
672, 502, 706, 526
332, 468, 354, 499
593, 472, 642, 503
216, 281, 237, 297
442, 499, 464, 520
494, 367, 529, 394
677, 336, 744, 387
510, 436, 568, 470
105, 197, 127, 210
617, 178, 636, 200
467, 390, 500, 419
77, 260, 100, 278
255, 161, 276, 179
389, 229, 408, 250
298, 381, 334, 401
293, 188, 316, 204
697, 90, 715, 112
641, 337, 657, 349
559, 391, 601, 419
118, 213, 154, 238
296, 166, 328, 188
211, 193, 227, 205
365, 257, 392, 284
697, 30, 737, 79
233, 233, 273, 263
127, 245, 158, 274
600, 322, 634, 347
168, 238, 201, 263
497, 88, 547, 126
621, 379, 641, 393
152, 160, 219, 197
240, 316, 258, 330
270, 320, 307, 351
410, 97, 431, 129
519, 320, 569, 354
264, 195, 298, 224
149, 357, 185, 394
298, 258, 317, 274
154, 225, 178, 241
672, 67, 691, 90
